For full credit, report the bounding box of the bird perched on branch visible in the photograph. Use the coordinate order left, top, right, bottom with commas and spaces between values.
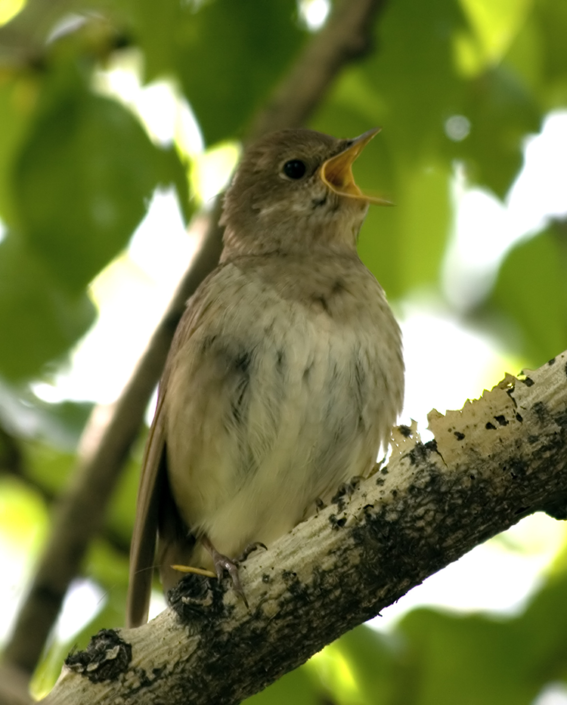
127, 127, 404, 627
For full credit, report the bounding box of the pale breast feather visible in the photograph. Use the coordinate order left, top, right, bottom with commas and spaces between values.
165, 258, 403, 554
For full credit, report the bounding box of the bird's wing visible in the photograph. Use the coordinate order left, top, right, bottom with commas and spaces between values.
126, 269, 224, 628
126, 387, 169, 628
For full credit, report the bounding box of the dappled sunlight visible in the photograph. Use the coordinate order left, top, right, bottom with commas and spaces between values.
32, 189, 196, 405
308, 643, 364, 703
444, 111, 567, 311
0, 479, 48, 640
0, 0, 25, 26
373, 513, 566, 631
400, 301, 516, 434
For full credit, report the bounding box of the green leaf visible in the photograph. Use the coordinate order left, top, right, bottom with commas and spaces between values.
457, 0, 534, 73
530, 0, 567, 108
0, 382, 92, 449
312, 75, 452, 300
332, 626, 399, 704
399, 609, 539, 705
519, 571, 567, 681
502, 13, 544, 99
0, 235, 96, 380
0, 476, 48, 553
112, 0, 181, 82
453, 65, 541, 197
106, 450, 145, 548
358, 159, 452, 300
24, 442, 75, 497
485, 223, 567, 366
362, 0, 468, 161
156, 145, 195, 224
358, 0, 541, 198
12, 68, 161, 291
173, 0, 305, 144
0, 77, 35, 226
244, 663, 322, 705
31, 579, 127, 698
86, 539, 130, 595
116, 0, 305, 144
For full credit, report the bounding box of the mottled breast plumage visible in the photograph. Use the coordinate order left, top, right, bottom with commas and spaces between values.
164, 252, 403, 573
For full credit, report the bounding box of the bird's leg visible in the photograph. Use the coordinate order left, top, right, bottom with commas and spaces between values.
201, 535, 248, 606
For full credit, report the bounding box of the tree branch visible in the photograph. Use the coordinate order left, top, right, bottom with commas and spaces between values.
0, 664, 33, 705
2, 0, 390, 680
249, 0, 385, 135
40, 351, 567, 704
0, 416, 131, 557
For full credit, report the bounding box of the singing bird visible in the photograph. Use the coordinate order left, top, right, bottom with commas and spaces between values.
126, 128, 404, 627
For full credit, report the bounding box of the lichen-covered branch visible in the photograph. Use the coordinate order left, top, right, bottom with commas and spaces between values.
41, 351, 567, 704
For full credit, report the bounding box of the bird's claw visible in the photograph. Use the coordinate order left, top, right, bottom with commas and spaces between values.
238, 541, 267, 562
203, 535, 249, 607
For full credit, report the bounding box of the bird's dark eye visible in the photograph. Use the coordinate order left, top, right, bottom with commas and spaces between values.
283, 159, 307, 179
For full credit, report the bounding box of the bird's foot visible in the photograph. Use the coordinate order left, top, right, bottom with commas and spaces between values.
202, 535, 248, 607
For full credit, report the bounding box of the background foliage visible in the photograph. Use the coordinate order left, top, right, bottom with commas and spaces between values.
0, 0, 566, 701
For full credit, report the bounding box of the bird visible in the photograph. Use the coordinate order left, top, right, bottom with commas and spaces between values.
126, 127, 404, 628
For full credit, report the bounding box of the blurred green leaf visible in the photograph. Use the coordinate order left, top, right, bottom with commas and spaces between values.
0, 476, 48, 552
313, 73, 452, 300
0, 235, 96, 380
105, 450, 144, 547
12, 65, 161, 291
0, 77, 35, 225
31, 578, 127, 698
392, 567, 567, 705
399, 609, 537, 705
531, 0, 567, 108
363, 0, 468, 161
454, 65, 541, 197
86, 538, 130, 595
0, 383, 92, 448
519, 571, 567, 682
334, 626, 400, 705
156, 144, 194, 224
500, 9, 543, 97
0, 432, 137, 556
358, 159, 452, 300
358, 0, 542, 198
457, 0, 534, 73
115, 0, 305, 144
244, 662, 323, 705
24, 442, 75, 496
484, 223, 567, 366
173, 0, 305, 144
112, 0, 182, 82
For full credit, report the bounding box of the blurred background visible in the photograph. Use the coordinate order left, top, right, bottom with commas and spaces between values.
0, 0, 566, 702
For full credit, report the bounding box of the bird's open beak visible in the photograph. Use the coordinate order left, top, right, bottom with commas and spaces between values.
321, 128, 392, 206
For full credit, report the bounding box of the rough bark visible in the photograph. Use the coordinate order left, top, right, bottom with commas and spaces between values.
40, 351, 567, 704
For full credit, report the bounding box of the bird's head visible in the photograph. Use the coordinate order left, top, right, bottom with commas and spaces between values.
220, 128, 390, 259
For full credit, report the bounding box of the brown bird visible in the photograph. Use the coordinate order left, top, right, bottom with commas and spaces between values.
126, 128, 404, 627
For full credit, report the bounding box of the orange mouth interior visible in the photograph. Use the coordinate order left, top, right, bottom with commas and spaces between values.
321, 128, 393, 206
